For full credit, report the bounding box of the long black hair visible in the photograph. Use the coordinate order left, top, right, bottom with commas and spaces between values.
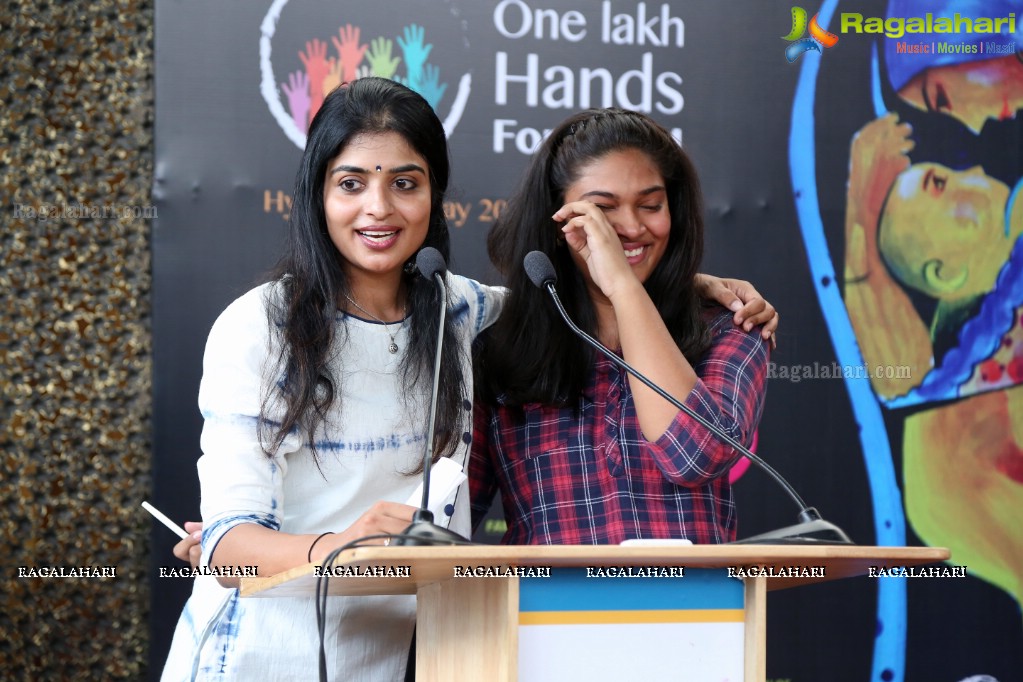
480, 108, 710, 405
261, 78, 464, 468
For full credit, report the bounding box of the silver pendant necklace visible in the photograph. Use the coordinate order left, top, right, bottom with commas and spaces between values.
343, 293, 404, 354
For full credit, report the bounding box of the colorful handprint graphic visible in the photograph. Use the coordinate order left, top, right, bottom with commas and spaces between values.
280, 22, 450, 134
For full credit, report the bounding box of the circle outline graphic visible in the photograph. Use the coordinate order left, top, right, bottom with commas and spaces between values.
259, 0, 472, 149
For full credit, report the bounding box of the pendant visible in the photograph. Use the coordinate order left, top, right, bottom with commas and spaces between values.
388, 341, 399, 354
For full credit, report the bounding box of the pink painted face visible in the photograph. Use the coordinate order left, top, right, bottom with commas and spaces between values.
322, 131, 432, 283
562, 147, 672, 289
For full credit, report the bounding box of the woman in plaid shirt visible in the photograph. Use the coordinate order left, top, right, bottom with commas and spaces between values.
470, 108, 771, 545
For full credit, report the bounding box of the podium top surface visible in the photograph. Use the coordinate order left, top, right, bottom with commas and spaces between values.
239, 543, 950, 598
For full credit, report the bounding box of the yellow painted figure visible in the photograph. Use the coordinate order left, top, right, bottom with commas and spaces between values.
842, 52, 1023, 606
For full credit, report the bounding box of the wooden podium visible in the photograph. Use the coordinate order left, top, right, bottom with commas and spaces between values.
241, 544, 948, 681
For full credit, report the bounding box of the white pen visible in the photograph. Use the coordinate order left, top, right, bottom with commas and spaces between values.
141, 500, 189, 539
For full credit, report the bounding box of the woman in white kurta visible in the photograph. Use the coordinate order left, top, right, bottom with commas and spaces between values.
161, 78, 502, 681
163, 277, 500, 681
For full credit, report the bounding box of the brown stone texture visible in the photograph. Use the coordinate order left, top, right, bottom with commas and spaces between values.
1, 1, 154, 678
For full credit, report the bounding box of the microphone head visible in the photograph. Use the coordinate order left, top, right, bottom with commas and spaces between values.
524, 251, 557, 289
416, 247, 447, 281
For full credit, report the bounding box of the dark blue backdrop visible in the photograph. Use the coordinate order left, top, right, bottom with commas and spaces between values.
150, 2, 1023, 680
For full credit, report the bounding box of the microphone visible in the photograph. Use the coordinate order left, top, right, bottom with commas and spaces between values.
523, 251, 852, 545
415, 246, 447, 282
391, 247, 471, 546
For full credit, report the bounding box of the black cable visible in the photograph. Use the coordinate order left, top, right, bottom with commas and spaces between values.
314, 531, 426, 682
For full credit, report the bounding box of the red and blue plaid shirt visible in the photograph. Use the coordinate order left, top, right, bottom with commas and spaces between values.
469, 307, 769, 545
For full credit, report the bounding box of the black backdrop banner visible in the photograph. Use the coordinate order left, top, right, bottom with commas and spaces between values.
151, 1, 1023, 680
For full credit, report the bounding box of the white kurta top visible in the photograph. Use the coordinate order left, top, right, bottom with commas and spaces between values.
162, 275, 504, 681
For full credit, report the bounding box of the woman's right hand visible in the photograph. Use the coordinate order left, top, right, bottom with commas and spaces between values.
173, 521, 203, 569
553, 200, 640, 301
693, 274, 778, 346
